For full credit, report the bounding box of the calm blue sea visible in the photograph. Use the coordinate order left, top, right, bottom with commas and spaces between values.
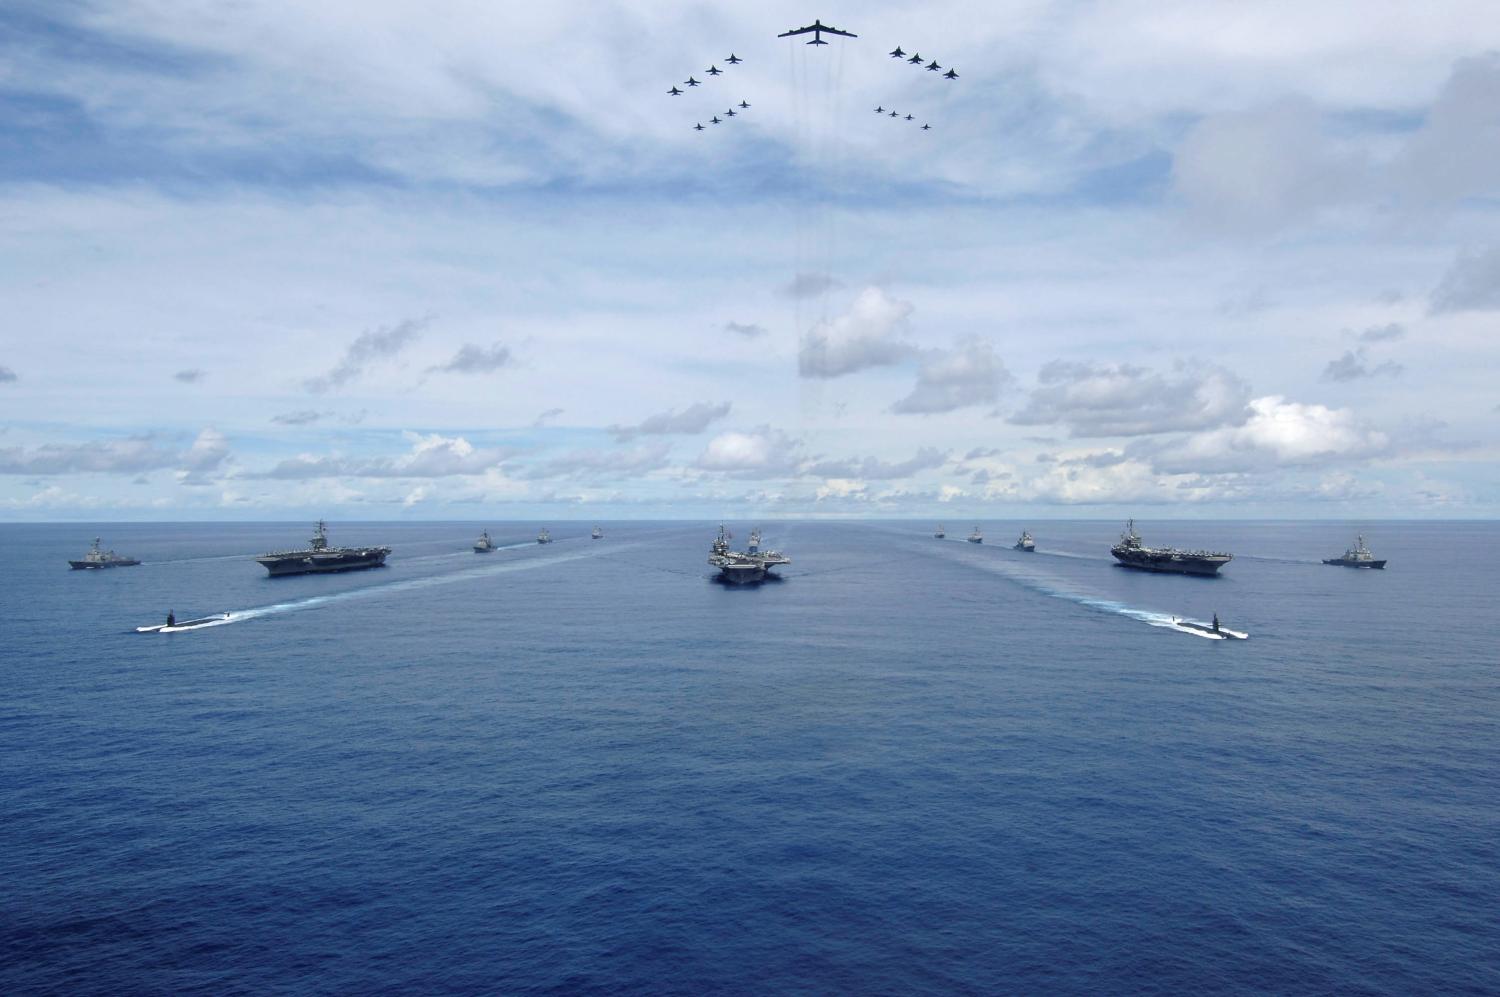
2, 520, 1497, 994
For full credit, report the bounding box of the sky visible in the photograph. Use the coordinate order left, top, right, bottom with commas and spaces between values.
3, 0, 1499, 521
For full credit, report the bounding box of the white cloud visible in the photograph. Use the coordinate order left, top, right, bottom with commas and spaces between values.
892, 341, 1010, 414
801, 448, 948, 481
798, 287, 914, 379
1012, 362, 1252, 437
1145, 395, 1389, 473
254, 432, 506, 479
696, 427, 803, 476
612, 401, 731, 440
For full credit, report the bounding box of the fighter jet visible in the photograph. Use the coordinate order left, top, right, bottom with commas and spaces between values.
667, 86, 683, 96
694, 123, 705, 131
926, 60, 942, 71
738, 101, 750, 109
943, 68, 959, 80
889, 46, 905, 59
907, 52, 923, 64
874, 105, 885, 113
905, 114, 914, 121
725, 108, 737, 117
888, 111, 898, 117
684, 77, 701, 87
710, 116, 722, 124
706, 65, 722, 76
778, 19, 857, 45
921, 123, 932, 130
726, 54, 742, 64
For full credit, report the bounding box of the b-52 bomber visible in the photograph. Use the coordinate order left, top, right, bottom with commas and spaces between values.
778, 19, 857, 45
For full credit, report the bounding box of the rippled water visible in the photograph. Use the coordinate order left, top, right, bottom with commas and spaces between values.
3, 521, 1497, 993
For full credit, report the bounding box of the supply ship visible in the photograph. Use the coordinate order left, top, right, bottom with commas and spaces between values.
255, 521, 390, 576
69, 537, 140, 570
1110, 520, 1231, 576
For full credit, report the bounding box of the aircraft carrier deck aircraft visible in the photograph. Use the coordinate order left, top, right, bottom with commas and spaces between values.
1111, 520, 1231, 576
255, 521, 390, 576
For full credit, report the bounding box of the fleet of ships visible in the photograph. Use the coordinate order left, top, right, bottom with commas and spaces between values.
77, 521, 1389, 639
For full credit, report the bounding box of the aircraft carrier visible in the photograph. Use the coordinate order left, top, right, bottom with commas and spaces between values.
255, 520, 390, 576
708, 525, 790, 584
1110, 520, 1231, 576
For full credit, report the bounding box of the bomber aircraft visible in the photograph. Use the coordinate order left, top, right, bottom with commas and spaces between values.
778, 19, 857, 45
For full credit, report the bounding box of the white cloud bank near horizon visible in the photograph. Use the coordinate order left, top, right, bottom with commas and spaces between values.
2, 1, 1499, 519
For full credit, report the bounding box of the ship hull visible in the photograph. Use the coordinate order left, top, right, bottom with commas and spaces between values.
1323, 558, 1386, 569
257, 551, 388, 576
715, 564, 766, 584
69, 559, 140, 569
1112, 551, 1228, 576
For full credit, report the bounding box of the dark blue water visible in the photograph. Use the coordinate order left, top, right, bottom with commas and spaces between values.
3, 521, 1498, 994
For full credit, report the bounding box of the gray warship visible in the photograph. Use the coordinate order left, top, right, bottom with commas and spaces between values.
1324, 534, 1386, 569
537, 528, 552, 544
967, 525, 983, 544
473, 530, 495, 553
592, 526, 604, 540
708, 525, 790, 584
69, 537, 140, 570
255, 520, 390, 576
1014, 530, 1035, 552
1111, 520, 1231, 576
934, 524, 946, 539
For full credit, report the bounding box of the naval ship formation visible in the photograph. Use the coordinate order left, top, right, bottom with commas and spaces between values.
1111, 520, 1232, 576
708, 525, 790, 584
255, 520, 390, 576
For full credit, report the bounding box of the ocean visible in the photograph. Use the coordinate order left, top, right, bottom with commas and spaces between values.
3, 520, 1497, 994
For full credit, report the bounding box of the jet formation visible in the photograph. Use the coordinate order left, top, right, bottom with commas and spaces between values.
669, 21, 960, 135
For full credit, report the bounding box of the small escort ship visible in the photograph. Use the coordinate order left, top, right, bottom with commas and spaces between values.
1014, 530, 1035, 552
707, 525, 791, 584
69, 537, 141, 570
592, 526, 604, 540
255, 520, 390, 576
473, 530, 495, 553
1110, 519, 1231, 576
934, 524, 946, 539
536, 528, 552, 544
1324, 534, 1386, 569
967, 525, 983, 544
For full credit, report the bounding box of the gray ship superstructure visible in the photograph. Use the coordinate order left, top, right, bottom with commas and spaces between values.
69, 537, 140, 570
707, 525, 790, 584
1324, 534, 1386, 569
1111, 520, 1231, 576
473, 530, 495, 553
255, 520, 390, 576
1014, 530, 1035, 552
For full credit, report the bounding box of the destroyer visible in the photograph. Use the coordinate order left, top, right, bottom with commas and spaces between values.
1111, 520, 1231, 576
255, 520, 390, 576
473, 530, 495, 553
592, 526, 604, 540
1324, 534, 1386, 569
69, 537, 140, 570
934, 524, 946, 539
536, 528, 552, 544
708, 525, 791, 584
1014, 530, 1035, 552
967, 525, 983, 544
